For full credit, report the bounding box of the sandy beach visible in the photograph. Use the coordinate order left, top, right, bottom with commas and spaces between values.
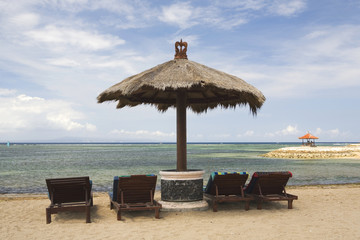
262, 144, 360, 159
1, 184, 360, 240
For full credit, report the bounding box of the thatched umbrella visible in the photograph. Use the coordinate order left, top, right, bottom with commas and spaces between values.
98, 40, 266, 171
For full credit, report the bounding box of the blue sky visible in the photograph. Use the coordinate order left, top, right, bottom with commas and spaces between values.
1, 0, 359, 142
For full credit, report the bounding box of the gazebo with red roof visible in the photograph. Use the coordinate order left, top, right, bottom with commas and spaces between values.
299, 132, 319, 146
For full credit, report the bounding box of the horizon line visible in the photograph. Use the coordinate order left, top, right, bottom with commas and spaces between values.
1, 141, 359, 145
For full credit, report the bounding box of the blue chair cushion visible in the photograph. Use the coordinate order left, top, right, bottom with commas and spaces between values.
110, 176, 119, 201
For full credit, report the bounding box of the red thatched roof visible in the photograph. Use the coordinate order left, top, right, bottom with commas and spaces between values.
298, 133, 319, 139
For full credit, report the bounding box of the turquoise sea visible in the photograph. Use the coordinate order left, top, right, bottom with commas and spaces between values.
1, 142, 359, 194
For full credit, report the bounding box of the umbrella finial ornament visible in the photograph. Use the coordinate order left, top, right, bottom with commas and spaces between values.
174, 39, 188, 59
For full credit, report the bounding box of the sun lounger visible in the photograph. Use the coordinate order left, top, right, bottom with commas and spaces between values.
204, 172, 252, 212
46, 176, 93, 224
109, 175, 162, 220
244, 171, 298, 209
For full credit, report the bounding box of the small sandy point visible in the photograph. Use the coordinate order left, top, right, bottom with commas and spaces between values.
262, 144, 360, 159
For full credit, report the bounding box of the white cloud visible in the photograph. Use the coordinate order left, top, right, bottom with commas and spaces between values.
212, 133, 232, 139
237, 130, 255, 138
10, 13, 40, 28
315, 128, 322, 135
90, 59, 138, 74
265, 125, 300, 138
237, 25, 360, 98
159, 2, 195, 29
42, 0, 157, 30
46, 0, 89, 10
304, 30, 328, 40
158, 0, 306, 30
1, 0, 307, 37
46, 113, 84, 131
220, 18, 248, 30
280, 125, 300, 135
0, 92, 96, 133
159, 2, 248, 29
244, 130, 255, 136
46, 58, 80, 67
110, 129, 175, 140
213, 0, 306, 16
85, 123, 97, 132
312, 128, 348, 141
25, 25, 125, 51
0, 88, 17, 96
268, 0, 306, 16
329, 129, 339, 135
214, 0, 266, 10
269, 127, 348, 141
317, 128, 340, 139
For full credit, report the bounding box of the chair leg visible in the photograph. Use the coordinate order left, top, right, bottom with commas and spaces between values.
244, 200, 250, 211
86, 206, 91, 223
288, 200, 293, 209
110, 201, 113, 210
257, 200, 263, 210
212, 201, 218, 212
46, 208, 51, 224
117, 210, 121, 221
155, 208, 160, 219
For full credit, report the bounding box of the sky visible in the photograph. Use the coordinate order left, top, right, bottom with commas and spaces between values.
0, 0, 360, 143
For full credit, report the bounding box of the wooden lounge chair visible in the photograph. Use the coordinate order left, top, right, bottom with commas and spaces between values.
244, 171, 298, 209
204, 172, 252, 212
46, 176, 93, 224
109, 175, 162, 220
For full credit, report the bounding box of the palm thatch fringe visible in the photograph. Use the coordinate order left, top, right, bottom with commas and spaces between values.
97, 59, 265, 114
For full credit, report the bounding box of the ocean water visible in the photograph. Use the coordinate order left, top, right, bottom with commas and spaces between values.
1, 143, 359, 194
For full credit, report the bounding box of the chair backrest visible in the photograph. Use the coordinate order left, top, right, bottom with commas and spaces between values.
117, 175, 157, 204
244, 172, 292, 195
46, 176, 91, 204
205, 172, 248, 195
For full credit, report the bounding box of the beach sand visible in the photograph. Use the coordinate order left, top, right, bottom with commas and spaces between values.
1, 185, 360, 240
263, 144, 360, 159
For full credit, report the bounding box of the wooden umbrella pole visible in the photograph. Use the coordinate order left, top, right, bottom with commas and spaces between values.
176, 90, 187, 171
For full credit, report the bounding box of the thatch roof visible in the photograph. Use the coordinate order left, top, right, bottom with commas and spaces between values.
97, 58, 265, 114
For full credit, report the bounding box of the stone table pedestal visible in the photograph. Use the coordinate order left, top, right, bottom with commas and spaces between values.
159, 170, 208, 211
